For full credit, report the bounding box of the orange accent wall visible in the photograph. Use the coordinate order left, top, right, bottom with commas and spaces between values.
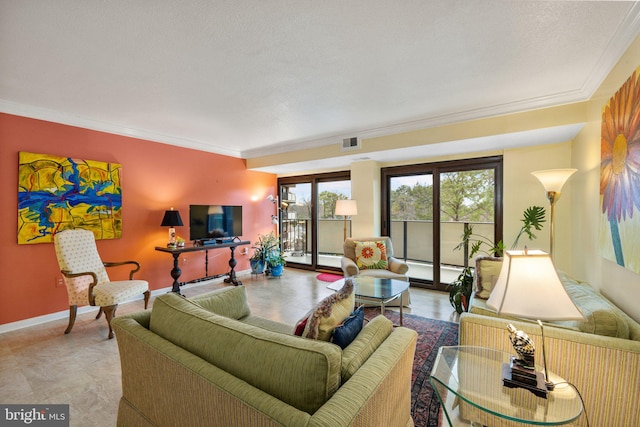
1, 113, 277, 325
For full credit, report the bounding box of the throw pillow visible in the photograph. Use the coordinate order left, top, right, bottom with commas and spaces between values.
474, 256, 503, 299
302, 279, 355, 341
355, 240, 388, 270
331, 306, 365, 349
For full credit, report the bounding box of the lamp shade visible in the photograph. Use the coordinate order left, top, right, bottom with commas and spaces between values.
335, 199, 358, 216
486, 250, 584, 321
531, 169, 577, 193
161, 210, 183, 227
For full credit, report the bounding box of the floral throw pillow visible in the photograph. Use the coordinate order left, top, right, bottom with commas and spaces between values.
355, 240, 388, 270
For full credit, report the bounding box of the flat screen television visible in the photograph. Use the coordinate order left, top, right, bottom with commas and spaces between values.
189, 205, 242, 242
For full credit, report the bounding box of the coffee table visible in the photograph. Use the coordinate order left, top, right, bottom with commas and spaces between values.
429, 346, 584, 426
328, 277, 410, 325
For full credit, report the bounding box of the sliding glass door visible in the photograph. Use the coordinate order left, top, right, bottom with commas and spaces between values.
382, 157, 502, 290
278, 172, 351, 271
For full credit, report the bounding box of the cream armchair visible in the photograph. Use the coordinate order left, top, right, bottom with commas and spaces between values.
53, 229, 149, 339
341, 236, 410, 306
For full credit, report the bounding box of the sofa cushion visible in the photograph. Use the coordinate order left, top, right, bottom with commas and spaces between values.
560, 275, 629, 339
331, 306, 365, 349
189, 286, 251, 320
341, 315, 393, 381
355, 240, 388, 270
149, 292, 342, 414
302, 279, 355, 341
474, 256, 503, 299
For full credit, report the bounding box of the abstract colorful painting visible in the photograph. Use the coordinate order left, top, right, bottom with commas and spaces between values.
599, 66, 640, 274
18, 152, 123, 244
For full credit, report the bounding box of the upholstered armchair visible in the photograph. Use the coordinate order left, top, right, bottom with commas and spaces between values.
341, 236, 410, 305
53, 229, 150, 339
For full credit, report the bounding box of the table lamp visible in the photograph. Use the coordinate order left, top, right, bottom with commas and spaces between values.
335, 199, 358, 241
486, 249, 585, 396
161, 208, 183, 247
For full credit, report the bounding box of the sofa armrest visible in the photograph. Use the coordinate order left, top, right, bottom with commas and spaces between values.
387, 256, 409, 275
341, 256, 359, 277
459, 313, 640, 427
309, 327, 418, 427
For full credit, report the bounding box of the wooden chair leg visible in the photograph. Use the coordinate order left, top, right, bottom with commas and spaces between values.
64, 305, 77, 334
102, 304, 118, 339
143, 290, 150, 309
95, 307, 103, 319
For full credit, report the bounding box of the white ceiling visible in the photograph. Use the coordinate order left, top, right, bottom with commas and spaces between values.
2, 1, 640, 174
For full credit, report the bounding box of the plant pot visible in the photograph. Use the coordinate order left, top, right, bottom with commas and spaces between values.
269, 264, 284, 277
250, 259, 265, 274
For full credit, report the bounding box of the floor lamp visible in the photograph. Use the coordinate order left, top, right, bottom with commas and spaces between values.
335, 200, 357, 241
531, 169, 577, 258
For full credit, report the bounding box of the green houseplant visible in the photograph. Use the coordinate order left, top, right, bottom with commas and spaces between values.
250, 232, 277, 274
251, 232, 286, 276
448, 206, 546, 314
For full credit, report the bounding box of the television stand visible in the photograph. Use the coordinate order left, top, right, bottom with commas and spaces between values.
155, 240, 250, 293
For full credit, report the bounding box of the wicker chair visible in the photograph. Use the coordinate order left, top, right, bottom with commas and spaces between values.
53, 229, 149, 339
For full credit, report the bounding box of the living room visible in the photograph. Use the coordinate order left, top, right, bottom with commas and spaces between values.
3, 2, 640, 426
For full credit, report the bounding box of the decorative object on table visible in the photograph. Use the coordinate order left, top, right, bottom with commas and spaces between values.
600, 66, 640, 273
335, 199, 358, 241
161, 208, 183, 248
176, 236, 185, 247
53, 228, 149, 339
487, 249, 585, 397
531, 169, 576, 258
18, 151, 123, 244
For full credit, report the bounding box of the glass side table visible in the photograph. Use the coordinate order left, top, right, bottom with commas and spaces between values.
429, 346, 584, 426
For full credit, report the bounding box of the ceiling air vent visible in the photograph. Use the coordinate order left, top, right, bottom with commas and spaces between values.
341, 137, 361, 151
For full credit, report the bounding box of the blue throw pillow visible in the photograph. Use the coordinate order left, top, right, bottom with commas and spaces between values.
331, 306, 365, 349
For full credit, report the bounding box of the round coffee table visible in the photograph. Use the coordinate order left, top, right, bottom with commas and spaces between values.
328, 277, 410, 325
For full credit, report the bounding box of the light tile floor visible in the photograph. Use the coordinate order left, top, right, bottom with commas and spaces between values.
0, 268, 457, 427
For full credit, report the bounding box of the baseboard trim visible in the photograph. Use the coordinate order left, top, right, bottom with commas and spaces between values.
0, 272, 247, 334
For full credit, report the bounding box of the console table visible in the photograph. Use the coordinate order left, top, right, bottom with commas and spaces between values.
155, 240, 250, 293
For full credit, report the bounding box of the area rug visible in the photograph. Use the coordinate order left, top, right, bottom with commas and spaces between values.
316, 273, 343, 282
364, 308, 459, 427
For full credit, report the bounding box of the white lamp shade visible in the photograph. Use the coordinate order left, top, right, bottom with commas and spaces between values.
486, 250, 584, 321
531, 169, 577, 193
335, 199, 358, 216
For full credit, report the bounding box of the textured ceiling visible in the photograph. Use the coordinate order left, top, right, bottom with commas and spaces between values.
2, 1, 640, 172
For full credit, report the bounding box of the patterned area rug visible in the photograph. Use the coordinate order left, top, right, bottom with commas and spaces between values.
364, 308, 459, 427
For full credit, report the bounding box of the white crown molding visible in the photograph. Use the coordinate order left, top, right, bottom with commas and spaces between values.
581, 1, 640, 98
0, 100, 243, 158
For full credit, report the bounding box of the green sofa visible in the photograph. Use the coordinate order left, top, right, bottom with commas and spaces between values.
112, 287, 418, 427
459, 258, 640, 426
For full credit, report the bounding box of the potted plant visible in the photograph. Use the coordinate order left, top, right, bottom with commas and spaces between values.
448, 205, 546, 314
266, 250, 287, 277
250, 232, 279, 275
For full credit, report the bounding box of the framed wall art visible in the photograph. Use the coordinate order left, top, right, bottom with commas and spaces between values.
599, 66, 640, 274
17, 151, 123, 244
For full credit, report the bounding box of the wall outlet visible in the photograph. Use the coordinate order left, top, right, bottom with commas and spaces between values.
55, 276, 65, 288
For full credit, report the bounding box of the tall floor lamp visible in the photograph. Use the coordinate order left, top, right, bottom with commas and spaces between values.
531, 169, 577, 258
335, 199, 358, 241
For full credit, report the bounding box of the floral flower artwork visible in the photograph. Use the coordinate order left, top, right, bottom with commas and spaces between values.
599, 67, 640, 273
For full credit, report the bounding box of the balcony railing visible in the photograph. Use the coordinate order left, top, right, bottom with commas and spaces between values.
281, 218, 494, 283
